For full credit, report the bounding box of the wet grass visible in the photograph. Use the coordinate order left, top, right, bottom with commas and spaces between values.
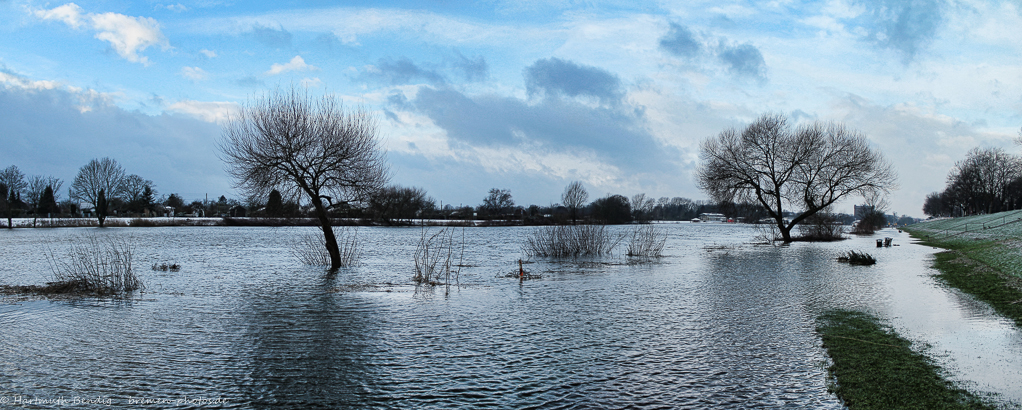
906, 213, 1022, 328
931, 250, 1022, 328
817, 310, 994, 410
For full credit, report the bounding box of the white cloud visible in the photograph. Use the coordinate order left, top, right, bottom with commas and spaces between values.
180, 66, 208, 81
165, 3, 188, 13
300, 77, 322, 87
167, 100, 240, 123
0, 71, 61, 90
33, 3, 86, 28
199, 49, 217, 58
34, 3, 170, 65
265, 56, 317, 75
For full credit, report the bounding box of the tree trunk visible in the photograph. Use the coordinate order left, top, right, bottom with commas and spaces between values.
311, 200, 342, 270
776, 216, 793, 242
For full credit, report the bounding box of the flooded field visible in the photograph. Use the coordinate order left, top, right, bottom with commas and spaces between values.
1, 223, 1021, 408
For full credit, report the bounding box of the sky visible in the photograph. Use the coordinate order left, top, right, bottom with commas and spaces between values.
1, 0, 1020, 217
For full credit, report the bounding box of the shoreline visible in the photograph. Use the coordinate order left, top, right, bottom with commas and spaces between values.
904, 212, 1022, 328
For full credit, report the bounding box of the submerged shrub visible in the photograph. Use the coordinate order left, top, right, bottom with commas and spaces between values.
523, 224, 622, 258
292, 226, 362, 267
45, 237, 143, 294
626, 225, 668, 258
151, 262, 181, 272
837, 250, 876, 265
413, 226, 463, 287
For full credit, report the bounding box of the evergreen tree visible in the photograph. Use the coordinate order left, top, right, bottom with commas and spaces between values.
265, 189, 284, 217
0, 183, 9, 229
96, 189, 108, 227
38, 185, 59, 216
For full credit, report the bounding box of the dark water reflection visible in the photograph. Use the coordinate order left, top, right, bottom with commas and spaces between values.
1, 224, 1020, 408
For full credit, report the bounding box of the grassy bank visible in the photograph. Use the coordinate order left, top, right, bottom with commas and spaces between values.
905, 211, 1022, 327
817, 310, 993, 410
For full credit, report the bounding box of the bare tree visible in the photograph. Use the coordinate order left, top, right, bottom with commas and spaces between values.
561, 181, 588, 224
26, 175, 63, 211
941, 147, 1022, 215
71, 158, 126, 206
121, 174, 157, 214
219, 86, 388, 270
481, 188, 514, 219
0, 165, 27, 198
630, 193, 655, 222
698, 114, 897, 242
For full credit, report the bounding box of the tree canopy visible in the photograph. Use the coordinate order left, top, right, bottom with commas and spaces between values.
219, 86, 388, 270
698, 114, 896, 241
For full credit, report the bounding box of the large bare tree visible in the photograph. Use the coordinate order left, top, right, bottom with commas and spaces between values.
698, 114, 897, 242
561, 181, 588, 224
219, 86, 388, 270
71, 157, 126, 206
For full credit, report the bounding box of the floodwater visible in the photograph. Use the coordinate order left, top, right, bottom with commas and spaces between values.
1, 223, 1021, 408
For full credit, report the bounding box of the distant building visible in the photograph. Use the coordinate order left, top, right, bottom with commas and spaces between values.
854, 205, 874, 220
699, 212, 727, 222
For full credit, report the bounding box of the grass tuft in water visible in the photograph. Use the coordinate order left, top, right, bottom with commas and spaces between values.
413, 226, 464, 289
522, 224, 622, 258
291, 226, 362, 267
837, 250, 876, 265
44, 237, 143, 295
626, 224, 667, 258
817, 310, 994, 410
151, 262, 181, 272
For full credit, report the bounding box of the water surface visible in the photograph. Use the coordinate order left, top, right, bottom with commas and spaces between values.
1, 224, 1020, 408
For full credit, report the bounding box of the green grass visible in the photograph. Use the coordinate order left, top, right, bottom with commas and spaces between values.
817, 310, 994, 410
931, 251, 1022, 328
905, 212, 1022, 327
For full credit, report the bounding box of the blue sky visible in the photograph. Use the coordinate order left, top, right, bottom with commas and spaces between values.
1, 0, 1021, 216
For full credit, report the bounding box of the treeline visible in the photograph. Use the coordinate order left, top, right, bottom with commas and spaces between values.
243, 183, 825, 226
2, 157, 907, 227
244, 185, 730, 225
0, 158, 246, 227
924, 147, 1022, 217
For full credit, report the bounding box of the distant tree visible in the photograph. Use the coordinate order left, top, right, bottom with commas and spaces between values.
218, 86, 388, 270
265, 189, 284, 217
164, 193, 185, 213
0, 166, 27, 200
941, 147, 1022, 215
561, 181, 588, 224
96, 189, 108, 227
481, 188, 514, 219
71, 158, 126, 207
122, 174, 156, 215
630, 193, 655, 222
591, 194, 632, 224
26, 175, 63, 213
922, 191, 950, 218
368, 185, 434, 223
698, 114, 897, 242
0, 183, 9, 229
38, 186, 59, 216
852, 194, 889, 234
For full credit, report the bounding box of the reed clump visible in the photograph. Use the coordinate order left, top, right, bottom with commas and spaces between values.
626, 225, 667, 258
413, 226, 464, 287
837, 250, 877, 265
151, 262, 181, 272
522, 224, 622, 258
292, 226, 362, 267
45, 237, 143, 295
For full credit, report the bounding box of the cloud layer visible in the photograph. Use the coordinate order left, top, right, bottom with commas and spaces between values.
34, 3, 170, 65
